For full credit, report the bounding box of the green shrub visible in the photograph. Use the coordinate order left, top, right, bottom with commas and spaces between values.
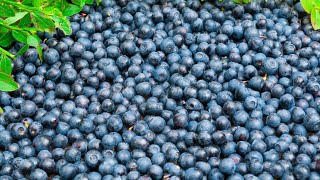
0, 0, 99, 94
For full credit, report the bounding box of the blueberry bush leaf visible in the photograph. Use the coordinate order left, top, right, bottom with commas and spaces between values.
0, 32, 14, 48
0, 0, 100, 94
301, 0, 313, 13
4, 12, 29, 25
0, 4, 15, 17
0, 72, 18, 91
311, 8, 320, 30
15, 44, 29, 57
52, 16, 72, 35
12, 30, 28, 44
31, 12, 56, 33
0, 56, 12, 75
36, 45, 43, 62
0, 107, 3, 114
62, 4, 83, 16
18, 13, 32, 28
27, 35, 39, 47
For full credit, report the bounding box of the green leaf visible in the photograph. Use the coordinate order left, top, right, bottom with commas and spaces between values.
301, 0, 314, 13
0, 32, 14, 48
62, 4, 82, 16
96, 0, 102, 5
22, 0, 33, 5
27, 35, 39, 47
85, 0, 94, 4
31, 12, 55, 32
0, 4, 15, 17
0, 72, 18, 91
314, 0, 320, 8
52, 16, 72, 35
15, 44, 29, 57
311, 8, 320, 30
18, 13, 31, 27
55, 0, 67, 10
36, 45, 43, 62
12, 30, 28, 44
43, 7, 63, 16
0, 27, 8, 33
232, 0, 242, 4
0, 107, 3, 114
4, 12, 28, 25
32, 0, 41, 7
0, 56, 12, 75
72, 0, 85, 6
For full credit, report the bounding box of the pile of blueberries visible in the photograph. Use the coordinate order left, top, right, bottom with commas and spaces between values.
1, 0, 320, 179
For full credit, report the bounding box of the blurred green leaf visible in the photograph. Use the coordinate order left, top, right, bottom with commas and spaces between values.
62, 4, 82, 16
85, 0, 94, 4
12, 30, 28, 44
15, 44, 29, 57
27, 35, 39, 47
233, 0, 243, 4
18, 13, 31, 27
314, 0, 320, 8
96, 0, 102, 5
55, 0, 67, 10
32, 12, 55, 32
0, 27, 9, 33
311, 8, 320, 30
4, 12, 29, 25
0, 56, 12, 75
52, 16, 72, 35
36, 45, 43, 62
301, 0, 313, 13
22, 0, 33, 5
32, 0, 41, 7
0, 72, 18, 91
43, 6, 63, 16
0, 32, 14, 48
0, 4, 15, 17
72, 0, 86, 6
0, 107, 3, 114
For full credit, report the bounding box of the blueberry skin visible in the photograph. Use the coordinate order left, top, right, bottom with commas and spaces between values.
183, 168, 203, 180
136, 157, 152, 174
43, 48, 60, 65
29, 168, 48, 180
84, 150, 103, 168
303, 113, 320, 131
219, 158, 236, 174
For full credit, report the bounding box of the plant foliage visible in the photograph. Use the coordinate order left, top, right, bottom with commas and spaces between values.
301, 0, 320, 30
0, 0, 99, 92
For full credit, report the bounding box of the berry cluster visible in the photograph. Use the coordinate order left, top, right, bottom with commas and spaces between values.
1, 0, 320, 179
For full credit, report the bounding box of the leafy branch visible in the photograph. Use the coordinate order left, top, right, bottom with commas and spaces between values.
0, 0, 98, 93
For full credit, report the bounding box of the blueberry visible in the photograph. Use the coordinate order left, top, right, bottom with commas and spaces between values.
85, 150, 103, 168
20, 100, 37, 117
43, 48, 60, 65
59, 163, 79, 180
219, 158, 236, 174
29, 168, 48, 180
183, 168, 203, 180
70, 42, 85, 57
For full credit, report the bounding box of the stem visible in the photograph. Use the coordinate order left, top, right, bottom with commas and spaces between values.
0, 22, 40, 34
0, 47, 15, 59
0, 22, 22, 31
